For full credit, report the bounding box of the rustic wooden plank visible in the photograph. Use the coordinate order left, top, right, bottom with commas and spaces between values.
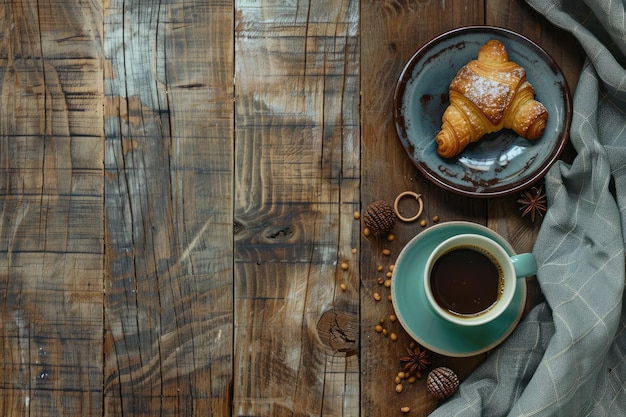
360, 1, 489, 415
359, 1, 585, 415
233, 0, 360, 415
0, 1, 104, 416
103, 1, 233, 416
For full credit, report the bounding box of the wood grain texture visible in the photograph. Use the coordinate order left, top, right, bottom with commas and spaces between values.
103, 1, 233, 416
233, 0, 360, 415
0, 0, 586, 415
360, 1, 489, 415
0, 0, 104, 416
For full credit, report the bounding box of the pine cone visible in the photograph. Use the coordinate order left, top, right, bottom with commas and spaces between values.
363, 200, 395, 236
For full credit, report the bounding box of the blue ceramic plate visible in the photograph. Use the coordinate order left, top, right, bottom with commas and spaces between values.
391, 221, 527, 357
394, 26, 571, 197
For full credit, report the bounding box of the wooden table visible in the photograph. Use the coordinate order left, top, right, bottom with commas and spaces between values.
0, 1, 584, 416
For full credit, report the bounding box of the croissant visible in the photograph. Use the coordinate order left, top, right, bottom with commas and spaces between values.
435, 39, 548, 158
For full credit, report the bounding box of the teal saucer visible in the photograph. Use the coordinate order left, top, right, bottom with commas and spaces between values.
391, 221, 527, 357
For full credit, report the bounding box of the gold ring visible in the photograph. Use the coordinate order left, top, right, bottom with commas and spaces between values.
393, 191, 423, 222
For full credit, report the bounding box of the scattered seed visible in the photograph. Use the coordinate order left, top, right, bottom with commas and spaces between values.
375, 325, 383, 333
382, 248, 391, 256
408, 375, 417, 383
373, 292, 382, 301
395, 376, 401, 384
401, 406, 410, 413
351, 248, 357, 254
389, 314, 397, 322
340, 262, 349, 270
389, 264, 395, 272
398, 371, 406, 379
433, 215, 440, 222
377, 277, 385, 285
388, 294, 393, 301
420, 219, 427, 227
353, 211, 361, 220
390, 333, 398, 341
384, 279, 391, 288
379, 317, 385, 324
395, 384, 403, 393
387, 234, 395, 242
340, 283, 347, 291
363, 227, 371, 237
386, 271, 392, 278
382, 328, 388, 336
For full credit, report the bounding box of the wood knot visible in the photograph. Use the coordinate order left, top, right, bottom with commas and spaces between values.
264, 225, 295, 240
233, 220, 245, 235
317, 308, 358, 356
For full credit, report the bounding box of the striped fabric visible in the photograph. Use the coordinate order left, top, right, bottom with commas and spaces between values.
431, 1, 626, 416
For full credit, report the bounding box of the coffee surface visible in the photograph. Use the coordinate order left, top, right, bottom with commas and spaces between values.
430, 247, 501, 316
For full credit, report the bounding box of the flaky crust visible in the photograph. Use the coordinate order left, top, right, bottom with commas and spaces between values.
435, 39, 548, 158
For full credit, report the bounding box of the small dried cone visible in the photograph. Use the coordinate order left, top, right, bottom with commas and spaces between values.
426, 367, 459, 400
362, 200, 395, 236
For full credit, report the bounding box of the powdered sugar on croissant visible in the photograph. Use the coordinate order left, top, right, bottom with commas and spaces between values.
436, 39, 548, 158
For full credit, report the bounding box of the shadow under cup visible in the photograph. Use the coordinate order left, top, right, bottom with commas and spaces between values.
424, 234, 537, 326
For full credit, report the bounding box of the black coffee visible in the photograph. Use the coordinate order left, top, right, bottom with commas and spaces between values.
430, 246, 502, 317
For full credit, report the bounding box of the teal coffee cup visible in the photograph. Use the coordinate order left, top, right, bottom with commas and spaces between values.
424, 233, 537, 326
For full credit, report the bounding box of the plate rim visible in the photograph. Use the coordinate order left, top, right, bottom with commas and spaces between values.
393, 25, 573, 198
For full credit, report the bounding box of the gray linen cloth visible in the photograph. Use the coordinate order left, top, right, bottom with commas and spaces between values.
430, 0, 626, 416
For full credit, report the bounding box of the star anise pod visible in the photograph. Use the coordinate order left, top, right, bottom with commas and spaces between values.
517, 185, 547, 222
400, 345, 431, 375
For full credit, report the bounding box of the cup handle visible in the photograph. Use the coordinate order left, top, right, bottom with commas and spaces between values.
511, 253, 537, 278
